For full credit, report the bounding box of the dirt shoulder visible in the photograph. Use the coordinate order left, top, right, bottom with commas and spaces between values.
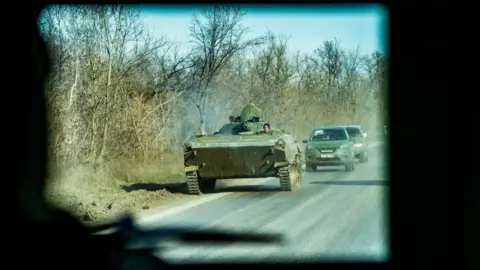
45, 153, 190, 224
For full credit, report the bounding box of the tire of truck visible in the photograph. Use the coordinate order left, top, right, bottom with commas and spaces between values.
345, 158, 355, 171
359, 151, 368, 163
306, 163, 317, 172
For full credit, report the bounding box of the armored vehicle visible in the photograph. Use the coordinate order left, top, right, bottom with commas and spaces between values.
183, 104, 302, 195
341, 125, 369, 163
302, 126, 356, 172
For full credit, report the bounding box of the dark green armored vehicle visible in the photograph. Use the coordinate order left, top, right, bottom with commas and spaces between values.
183, 104, 302, 195
302, 126, 356, 172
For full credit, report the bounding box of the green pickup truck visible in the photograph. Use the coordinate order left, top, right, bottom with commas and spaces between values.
302, 126, 356, 172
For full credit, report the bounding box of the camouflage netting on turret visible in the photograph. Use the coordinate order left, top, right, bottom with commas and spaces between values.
240, 103, 262, 122
239, 103, 263, 133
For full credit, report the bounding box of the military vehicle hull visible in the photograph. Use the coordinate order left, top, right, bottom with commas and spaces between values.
183, 134, 302, 195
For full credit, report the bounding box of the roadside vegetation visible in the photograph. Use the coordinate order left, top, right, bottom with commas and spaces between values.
39, 5, 388, 222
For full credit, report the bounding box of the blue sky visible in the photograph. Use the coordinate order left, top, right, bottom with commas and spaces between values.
138, 4, 388, 57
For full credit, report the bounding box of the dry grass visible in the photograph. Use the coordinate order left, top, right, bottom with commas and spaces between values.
45, 152, 188, 223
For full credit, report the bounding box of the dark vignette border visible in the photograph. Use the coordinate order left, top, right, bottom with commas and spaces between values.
9, 0, 454, 270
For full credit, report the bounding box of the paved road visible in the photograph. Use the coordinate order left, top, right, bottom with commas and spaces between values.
140, 143, 389, 264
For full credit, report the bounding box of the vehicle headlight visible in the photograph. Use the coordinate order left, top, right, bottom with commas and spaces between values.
353, 143, 363, 147
339, 144, 348, 149
276, 139, 286, 147
306, 144, 314, 150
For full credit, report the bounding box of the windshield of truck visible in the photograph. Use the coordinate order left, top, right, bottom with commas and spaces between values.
311, 128, 348, 141
345, 127, 362, 137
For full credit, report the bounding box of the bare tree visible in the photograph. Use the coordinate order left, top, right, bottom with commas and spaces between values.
362, 50, 388, 115
245, 32, 300, 129
248, 32, 294, 101
40, 5, 186, 165
186, 5, 265, 134
342, 46, 361, 88
313, 39, 344, 88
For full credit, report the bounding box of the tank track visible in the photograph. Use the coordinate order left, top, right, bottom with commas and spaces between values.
185, 171, 201, 195
185, 171, 216, 195
279, 164, 300, 191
